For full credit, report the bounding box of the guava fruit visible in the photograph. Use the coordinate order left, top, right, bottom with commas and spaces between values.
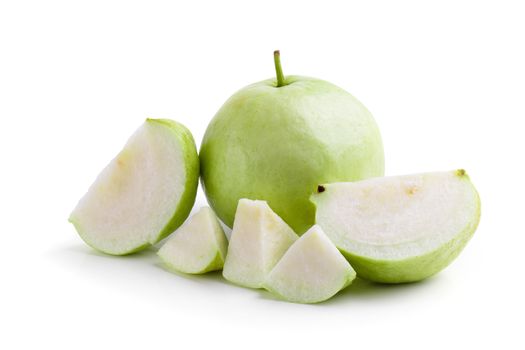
222, 199, 298, 288
69, 118, 199, 255
311, 170, 481, 283
158, 207, 228, 274
200, 51, 384, 234
264, 225, 356, 304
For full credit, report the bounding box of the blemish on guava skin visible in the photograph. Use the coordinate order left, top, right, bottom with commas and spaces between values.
317, 185, 326, 193
456, 169, 466, 177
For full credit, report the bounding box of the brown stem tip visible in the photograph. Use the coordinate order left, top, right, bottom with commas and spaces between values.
317, 185, 326, 193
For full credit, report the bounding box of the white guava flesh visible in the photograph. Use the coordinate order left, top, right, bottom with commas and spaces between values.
158, 207, 228, 274
222, 199, 298, 288
264, 225, 356, 303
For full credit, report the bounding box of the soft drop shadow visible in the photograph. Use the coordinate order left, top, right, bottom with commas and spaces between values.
57, 242, 159, 259
255, 288, 288, 303
49, 242, 230, 294
50, 243, 446, 306
251, 277, 440, 307
154, 262, 226, 284
323, 275, 443, 305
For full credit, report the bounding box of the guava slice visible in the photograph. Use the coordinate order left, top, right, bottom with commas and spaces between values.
69, 118, 199, 255
264, 225, 356, 303
311, 170, 481, 283
158, 207, 228, 274
222, 199, 298, 288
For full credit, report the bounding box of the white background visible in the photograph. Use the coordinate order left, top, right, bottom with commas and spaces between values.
1, 1, 524, 349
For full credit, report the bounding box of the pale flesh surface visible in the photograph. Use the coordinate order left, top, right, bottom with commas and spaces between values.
264, 225, 356, 304
222, 199, 298, 288
312, 170, 481, 282
158, 207, 228, 274
69, 119, 198, 255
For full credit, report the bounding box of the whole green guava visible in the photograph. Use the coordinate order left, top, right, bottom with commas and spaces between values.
200, 51, 384, 234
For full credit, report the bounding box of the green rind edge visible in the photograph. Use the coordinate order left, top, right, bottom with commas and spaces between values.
158, 250, 224, 275
68, 218, 150, 255
263, 267, 357, 304
147, 118, 199, 244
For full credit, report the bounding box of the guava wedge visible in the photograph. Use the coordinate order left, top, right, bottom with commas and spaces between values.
222, 199, 298, 288
264, 225, 356, 304
69, 118, 199, 255
158, 207, 228, 274
311, 170, 481, 283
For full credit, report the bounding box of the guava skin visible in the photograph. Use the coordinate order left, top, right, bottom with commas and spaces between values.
200, 76, 384, 234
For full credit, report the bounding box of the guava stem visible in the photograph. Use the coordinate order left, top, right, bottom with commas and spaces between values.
274, 50, 286, 87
